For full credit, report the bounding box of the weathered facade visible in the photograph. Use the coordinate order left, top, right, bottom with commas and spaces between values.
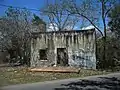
30, 29, 96, 69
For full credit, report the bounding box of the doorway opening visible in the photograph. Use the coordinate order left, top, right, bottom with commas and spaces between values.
57, 48, 68, 66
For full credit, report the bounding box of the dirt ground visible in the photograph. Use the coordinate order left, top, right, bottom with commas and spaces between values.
0, 66, 108, 87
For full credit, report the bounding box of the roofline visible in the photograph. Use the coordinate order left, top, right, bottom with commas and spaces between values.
32, 28, 95, 35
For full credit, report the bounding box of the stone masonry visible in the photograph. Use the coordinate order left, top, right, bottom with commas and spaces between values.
30, 29, 96, 69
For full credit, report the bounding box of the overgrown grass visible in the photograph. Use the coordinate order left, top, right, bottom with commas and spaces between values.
0, 67, 109, 87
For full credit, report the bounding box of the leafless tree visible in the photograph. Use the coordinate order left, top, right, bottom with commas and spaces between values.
61, 0, 117, 68
42, 1, 79, 31
0, 7, 32, 65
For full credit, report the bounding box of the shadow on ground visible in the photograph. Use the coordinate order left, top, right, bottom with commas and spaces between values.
55, 77, 120, 90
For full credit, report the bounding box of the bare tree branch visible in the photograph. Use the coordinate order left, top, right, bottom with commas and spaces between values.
42, 2, 78, 31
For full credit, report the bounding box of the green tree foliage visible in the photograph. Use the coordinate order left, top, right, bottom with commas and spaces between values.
108, 4, 120, 38
97, 37, 120, 69
32, 14, 46, 26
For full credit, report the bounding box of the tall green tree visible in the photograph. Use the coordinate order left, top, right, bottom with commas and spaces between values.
108, 4, 120, 38
32, 14, 46, 32
32, 14, 46, 26
97, 36, 120, 69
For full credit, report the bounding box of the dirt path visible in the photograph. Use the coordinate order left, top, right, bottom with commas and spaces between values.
1, 72, 120, 90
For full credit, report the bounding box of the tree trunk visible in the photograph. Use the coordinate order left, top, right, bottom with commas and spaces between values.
103, 36, 106, 69
102, 1, 107, 69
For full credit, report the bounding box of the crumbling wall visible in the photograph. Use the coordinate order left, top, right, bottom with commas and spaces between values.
67, 31, 96, 69
30, 29, 96, 69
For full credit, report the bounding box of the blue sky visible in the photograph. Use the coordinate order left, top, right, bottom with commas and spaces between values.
0, 0, 47, 16
0, 0, 104, 31
0, 0, 115, 31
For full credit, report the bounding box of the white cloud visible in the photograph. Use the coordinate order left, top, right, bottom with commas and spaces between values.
73, 26, 79, 30
47, 23, 58, 32
81, 25, 95, 30
47, 23, 80, 31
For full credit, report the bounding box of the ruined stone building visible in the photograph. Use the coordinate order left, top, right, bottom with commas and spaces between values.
30, 29, 96, 69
